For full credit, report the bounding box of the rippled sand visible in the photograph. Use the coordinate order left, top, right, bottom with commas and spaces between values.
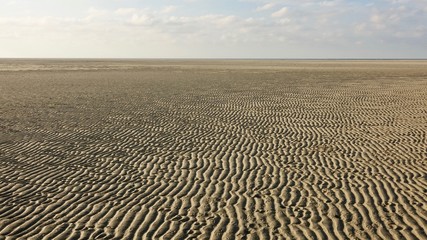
0, 60, 426, 239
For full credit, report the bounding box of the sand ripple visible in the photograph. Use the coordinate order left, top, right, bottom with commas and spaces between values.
0, 61, 426, 239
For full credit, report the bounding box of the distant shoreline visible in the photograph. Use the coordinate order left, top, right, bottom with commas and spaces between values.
1, 58, 426, 61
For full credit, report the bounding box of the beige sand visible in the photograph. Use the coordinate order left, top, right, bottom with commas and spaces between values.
0, 60, 426, 239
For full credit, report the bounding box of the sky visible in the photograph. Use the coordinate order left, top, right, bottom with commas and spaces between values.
0, 0, 426, 58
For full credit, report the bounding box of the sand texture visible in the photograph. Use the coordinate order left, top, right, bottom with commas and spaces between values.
0, 60, 426, 239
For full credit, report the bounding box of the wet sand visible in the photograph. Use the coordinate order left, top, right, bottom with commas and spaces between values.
0, 60, 426, 239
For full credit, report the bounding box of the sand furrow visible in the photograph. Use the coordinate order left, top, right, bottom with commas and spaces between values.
1, 60, 426, 239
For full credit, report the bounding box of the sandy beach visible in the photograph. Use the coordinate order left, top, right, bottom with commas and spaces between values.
0, 60, 426, 239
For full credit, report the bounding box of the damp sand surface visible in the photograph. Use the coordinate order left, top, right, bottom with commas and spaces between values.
0, 60, 426, 239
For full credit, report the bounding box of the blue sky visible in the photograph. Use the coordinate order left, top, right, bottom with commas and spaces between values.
1, 0, 426, 58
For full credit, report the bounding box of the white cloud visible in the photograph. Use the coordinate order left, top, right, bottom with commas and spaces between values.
319, 1, 338, 7
115, 8, 139, 16
0, 0, 426, 58
129, 14, 154, 25
214, 15, 237, 27
271, 7, 288, 18
160, 6, 177, 14
256, 3, 275, 11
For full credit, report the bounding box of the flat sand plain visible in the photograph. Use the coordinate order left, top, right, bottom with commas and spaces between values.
0, 60, 426, 239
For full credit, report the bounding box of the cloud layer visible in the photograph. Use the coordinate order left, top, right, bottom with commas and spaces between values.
1, 0, 426, 58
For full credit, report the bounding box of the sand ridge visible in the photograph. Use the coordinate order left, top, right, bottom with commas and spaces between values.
0, 60, 426, 239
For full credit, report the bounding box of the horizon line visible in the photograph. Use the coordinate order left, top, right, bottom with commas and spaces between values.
1, 57, 427, 61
